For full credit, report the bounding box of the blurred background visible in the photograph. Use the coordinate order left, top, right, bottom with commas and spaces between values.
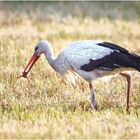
1, 2, 140, 20
1, 1, 140, 51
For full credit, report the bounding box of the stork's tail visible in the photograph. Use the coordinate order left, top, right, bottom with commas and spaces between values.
127, 53, 140, 72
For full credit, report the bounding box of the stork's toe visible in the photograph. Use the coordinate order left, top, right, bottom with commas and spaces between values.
91, 101, 98, 110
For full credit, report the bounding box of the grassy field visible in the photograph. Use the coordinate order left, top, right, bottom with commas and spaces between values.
0, 1, 140, 139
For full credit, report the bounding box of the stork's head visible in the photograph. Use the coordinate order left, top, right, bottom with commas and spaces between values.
20, 40, 51, 78
34, 40, 50, 56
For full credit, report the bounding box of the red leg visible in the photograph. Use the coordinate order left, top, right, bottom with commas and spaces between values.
120, 73, 131, 113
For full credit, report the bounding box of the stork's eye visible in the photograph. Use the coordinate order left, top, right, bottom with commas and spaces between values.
35, 46, 39, 52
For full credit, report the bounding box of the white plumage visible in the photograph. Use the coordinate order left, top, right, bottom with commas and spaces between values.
21, 40, 140, 112
61, 40, 114, 81
62, 40, 113, 69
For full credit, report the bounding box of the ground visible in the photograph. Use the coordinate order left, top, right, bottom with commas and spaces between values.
0, 1, 140, 139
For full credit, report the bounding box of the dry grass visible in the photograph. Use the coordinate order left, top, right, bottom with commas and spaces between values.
0, 1, 140, 139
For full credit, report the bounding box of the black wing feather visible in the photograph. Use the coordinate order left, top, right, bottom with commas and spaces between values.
98, 42, 128, 53
81, 51, 130, 71
81, 42, 140, 72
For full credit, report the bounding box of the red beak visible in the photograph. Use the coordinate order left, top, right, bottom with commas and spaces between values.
20, 53, 40, 78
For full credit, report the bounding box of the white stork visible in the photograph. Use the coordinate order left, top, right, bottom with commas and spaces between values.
20, 40, 140, 112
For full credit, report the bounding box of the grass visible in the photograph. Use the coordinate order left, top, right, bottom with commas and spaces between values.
0, 1, 140, 139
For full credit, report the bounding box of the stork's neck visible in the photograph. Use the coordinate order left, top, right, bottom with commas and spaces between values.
43, 43, 65, 74
44, 45, 55, 66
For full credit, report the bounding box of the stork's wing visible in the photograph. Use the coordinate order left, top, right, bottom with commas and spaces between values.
80, 51, 131, 71
98, 42, 128, 53
63, 41, 133, 72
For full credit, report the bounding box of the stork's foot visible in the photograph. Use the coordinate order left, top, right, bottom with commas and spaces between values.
91, 100, 98, 110
126, 108, 130, 114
